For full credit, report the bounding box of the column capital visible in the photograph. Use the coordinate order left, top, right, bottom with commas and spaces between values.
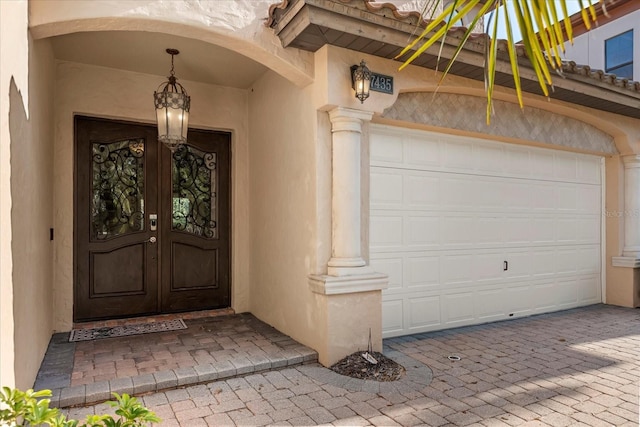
622, 154, 640, 168
328, 107, 374, 133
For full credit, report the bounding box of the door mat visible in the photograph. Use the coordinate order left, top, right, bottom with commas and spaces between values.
69, 319, 187, 342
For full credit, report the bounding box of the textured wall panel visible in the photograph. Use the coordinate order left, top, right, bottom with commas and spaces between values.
382, 92, 617, 154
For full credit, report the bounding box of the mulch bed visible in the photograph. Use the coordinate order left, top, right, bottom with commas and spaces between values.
330, 351, 405, 382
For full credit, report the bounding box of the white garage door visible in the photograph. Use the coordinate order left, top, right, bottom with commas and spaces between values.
369, 125, 603, 338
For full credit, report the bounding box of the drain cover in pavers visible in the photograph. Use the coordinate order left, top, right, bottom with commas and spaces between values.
69, 319, 187, 342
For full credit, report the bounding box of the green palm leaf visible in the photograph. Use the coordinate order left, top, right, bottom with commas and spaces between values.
399, 0, 603, 123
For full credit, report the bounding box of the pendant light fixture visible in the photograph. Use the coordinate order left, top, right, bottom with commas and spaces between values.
154, 48, 191, 151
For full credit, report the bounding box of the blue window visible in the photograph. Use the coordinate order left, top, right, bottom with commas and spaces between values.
605, 30, 633, 79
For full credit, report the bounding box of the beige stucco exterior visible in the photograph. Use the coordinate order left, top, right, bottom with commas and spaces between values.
1, 0, 639, 388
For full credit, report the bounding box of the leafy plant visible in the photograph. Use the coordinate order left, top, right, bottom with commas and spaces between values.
0, 387, 160, 427
398, 0, 605, 123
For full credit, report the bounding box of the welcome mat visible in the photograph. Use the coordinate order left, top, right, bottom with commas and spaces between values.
69, 319, 187, 342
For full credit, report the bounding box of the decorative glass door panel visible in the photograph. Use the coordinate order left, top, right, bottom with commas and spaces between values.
91, 139, 145, 240
172, 145, 217, 238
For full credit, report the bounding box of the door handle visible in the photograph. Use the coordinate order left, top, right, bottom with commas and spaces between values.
148, 236, 157, 243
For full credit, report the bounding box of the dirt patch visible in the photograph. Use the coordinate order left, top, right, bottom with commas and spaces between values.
330, 351, 405, 382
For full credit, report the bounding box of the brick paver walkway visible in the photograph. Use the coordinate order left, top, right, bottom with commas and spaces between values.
35, 313, 317, 407
63, 305, 640, 426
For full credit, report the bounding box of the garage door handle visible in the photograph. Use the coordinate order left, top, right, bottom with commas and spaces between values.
504, 261, 508, 271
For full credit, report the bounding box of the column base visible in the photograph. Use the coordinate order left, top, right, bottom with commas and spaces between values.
308, 272, 388, 295
612, 256, 640, 268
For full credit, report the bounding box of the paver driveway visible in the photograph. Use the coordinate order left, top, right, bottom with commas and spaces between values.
64, 304, 640, 426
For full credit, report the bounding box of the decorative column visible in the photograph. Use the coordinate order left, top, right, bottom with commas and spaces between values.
309, 107, 387, 294
622, 155, 640, 259
327, 107, 371, 275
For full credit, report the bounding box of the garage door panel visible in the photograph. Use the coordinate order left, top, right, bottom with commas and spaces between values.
442, 215, 476, 246
443, 140, 474, 170
554, 155, 579, 181
407, 256, 440, 289
578, 186, 601, 212
579, 275, 601, 302
474, 143, 505, 173
577, 247, 600, 273
505, 218, 531, 244
472, 252, 505, 282
556, 279, 579, 308
556, 218, 578, 242
442, 292, 475, 325
503, 181, 533, 209
370, 215, 403, 248
531, 282, 557, 311
556, 185, 579, 211
408, 296, 441, 330
406, 175, 440, 207
532, 185, 557, 210
504, 285, 533, 316
532, 151, 555, 178
370, 132, 403, 164
382, 299, 404, 335
441, 177, 479, 207
578, 157, 602, 184
441, 254, 475, 285
504, 251, 531, 279
556, 249, 578, 274
476, 217, 504, 244
372, 125, 602, 338
477, 288, 506, 320
406, 136, 440, 168
407, 216, 440, 247
370, 171, 403, 207
531, 218, 556, 243
578, 217, 601, 242
505, 146, 532, 176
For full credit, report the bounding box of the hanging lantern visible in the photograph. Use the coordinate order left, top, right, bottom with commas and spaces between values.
154, 48, 190, 151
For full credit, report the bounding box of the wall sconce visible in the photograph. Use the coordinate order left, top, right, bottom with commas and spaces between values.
351, 60, 371, 104
154, 48, 191, 151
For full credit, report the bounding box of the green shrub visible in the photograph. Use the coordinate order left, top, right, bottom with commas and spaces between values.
0, 387, 160, 426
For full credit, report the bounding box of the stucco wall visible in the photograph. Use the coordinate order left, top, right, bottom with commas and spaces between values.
52, 61, 251, 331
1, 0, 30, 389
247, 70, 323, 351
10, 37, 56, 390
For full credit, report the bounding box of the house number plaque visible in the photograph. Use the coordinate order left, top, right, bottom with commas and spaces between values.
370, 73, 393, 94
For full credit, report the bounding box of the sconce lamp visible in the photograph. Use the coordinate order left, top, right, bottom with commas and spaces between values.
351, 60, 371, 103
154, 48, 191, 151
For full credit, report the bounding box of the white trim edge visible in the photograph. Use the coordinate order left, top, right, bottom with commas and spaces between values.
611, 257, 640, 268
308, 272, 389, 295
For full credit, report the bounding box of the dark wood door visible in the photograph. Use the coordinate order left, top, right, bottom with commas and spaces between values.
74, 116, 230, 322
159, 130, 231, 312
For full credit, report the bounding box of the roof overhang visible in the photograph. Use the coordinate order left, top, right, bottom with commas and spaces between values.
268, 0, 640, 119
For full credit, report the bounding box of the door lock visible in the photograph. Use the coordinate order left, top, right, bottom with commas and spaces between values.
149, 214, 158, 231
149, 236, 157, 243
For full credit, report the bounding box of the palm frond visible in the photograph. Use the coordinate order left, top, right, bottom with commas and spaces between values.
399, 0, 603, 123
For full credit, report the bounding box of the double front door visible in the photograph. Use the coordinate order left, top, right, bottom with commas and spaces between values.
74, 116, 230, 321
